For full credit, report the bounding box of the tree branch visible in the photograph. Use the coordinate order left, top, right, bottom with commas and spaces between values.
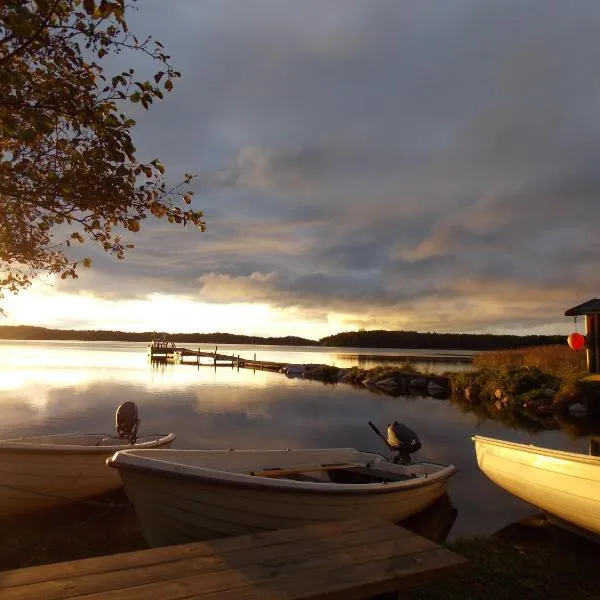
0, 0, 62, 65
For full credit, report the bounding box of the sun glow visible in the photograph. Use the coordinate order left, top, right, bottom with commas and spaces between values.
1, 282, 336, 339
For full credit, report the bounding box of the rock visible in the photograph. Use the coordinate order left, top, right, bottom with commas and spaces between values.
568, 402, 589, 417
464, 384, 480, 404
427, 380, 449, 395
494, 388, 504, 400
376, 377, 399, 390
283, 364, 305, 378
362, 378, 378, 387
494, 399, 503, 412
409, 378, 428, 389
337, 369, 355, 382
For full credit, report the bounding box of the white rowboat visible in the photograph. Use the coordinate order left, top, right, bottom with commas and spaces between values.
473, 435, 600, 540
0, 432, 176, 518
108, 447, 456, 547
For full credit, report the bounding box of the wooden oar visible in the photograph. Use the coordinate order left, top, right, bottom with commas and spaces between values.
249, 462, 363, 478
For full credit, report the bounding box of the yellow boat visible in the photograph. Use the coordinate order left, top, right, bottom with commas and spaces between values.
473, 435, 600, 540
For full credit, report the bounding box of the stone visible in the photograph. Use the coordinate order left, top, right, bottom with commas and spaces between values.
283, 365, 306, 378
464, 385, 480, 403
376, 377, 399, 390
409, 377, 428, 389
427, 380, 449, 395
568, 402, 589, 417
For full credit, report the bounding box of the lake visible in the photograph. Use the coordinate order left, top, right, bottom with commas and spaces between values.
0, 340, 589, 540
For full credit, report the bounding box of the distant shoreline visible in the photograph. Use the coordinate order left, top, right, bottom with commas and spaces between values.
0, 325, 566, 351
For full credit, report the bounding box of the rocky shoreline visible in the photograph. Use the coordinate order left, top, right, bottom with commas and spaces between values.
281, 362, 600, 433
280, 363, 452, 398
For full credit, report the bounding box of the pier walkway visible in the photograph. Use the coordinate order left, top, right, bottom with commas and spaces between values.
0, 518, 467, 600
147, 340, 288, 371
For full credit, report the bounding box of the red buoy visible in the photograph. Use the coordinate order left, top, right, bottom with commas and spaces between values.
567, 332, 586, 351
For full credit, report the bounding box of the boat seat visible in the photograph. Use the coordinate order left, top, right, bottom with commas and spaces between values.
280, 473, 327, 483
328, 466, 417, 484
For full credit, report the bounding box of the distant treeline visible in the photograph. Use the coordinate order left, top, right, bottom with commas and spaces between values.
319, 330, 566, 350
0, 325, 566, 350
0, 326, 318, 346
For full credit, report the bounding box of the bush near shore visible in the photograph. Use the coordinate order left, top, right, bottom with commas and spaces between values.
449, 345, 600, 433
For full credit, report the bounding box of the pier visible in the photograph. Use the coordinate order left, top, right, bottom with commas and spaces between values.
147, 340, 286, 371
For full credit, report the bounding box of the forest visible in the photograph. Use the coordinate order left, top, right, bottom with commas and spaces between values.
0, 325, 565, 350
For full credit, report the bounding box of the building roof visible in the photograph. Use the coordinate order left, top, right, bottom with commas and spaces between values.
565, 298, 600, 316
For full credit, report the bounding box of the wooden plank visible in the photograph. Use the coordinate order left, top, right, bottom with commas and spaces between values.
249, 463, 363, 478
0, 519, 383, 588
0, 520, 467, 600
208, 547, 467, 600
3, 527, 427, 600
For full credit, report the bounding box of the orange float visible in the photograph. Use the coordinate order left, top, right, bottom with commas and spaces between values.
567, 332, 586, 351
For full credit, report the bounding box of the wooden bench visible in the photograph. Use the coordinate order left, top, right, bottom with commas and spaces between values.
0, 518, 467, 600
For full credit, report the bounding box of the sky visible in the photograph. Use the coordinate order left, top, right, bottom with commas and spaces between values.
4, 0, 600, 339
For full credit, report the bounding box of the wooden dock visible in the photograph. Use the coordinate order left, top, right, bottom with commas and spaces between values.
0, 518, 467, 600
147, 341, 287, 372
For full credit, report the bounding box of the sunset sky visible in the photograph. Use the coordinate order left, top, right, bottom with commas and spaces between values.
4, 1, 600, 339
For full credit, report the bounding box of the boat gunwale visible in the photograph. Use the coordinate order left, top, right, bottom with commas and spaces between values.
472, 435, 600, 466
0, 432, 176, 454
107, 450, 456, 495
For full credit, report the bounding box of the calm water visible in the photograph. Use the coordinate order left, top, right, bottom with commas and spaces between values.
0, 340, 589, 539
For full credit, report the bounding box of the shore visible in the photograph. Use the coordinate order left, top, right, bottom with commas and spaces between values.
2, 491, 599, 599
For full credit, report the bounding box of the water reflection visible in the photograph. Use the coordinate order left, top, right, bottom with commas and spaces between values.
400, 493, 458, 544
341, 352, 473, 373
0, 340, 589, 540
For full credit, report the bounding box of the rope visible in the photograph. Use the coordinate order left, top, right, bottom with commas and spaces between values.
0, 482, 132, 508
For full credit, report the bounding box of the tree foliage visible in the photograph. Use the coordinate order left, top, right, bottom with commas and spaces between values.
0, 0, 205, 298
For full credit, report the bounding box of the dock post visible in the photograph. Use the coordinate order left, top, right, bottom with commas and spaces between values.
197, 347, 200, 367
237, 355, 240, 371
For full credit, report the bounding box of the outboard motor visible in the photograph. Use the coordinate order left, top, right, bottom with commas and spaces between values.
368, 420, 422, 464
116, 401, 139, 445
386, 421, 422, 464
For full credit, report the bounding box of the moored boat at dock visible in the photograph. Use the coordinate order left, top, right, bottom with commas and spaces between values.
108, 444, 456, 547
0, 402, 175, 517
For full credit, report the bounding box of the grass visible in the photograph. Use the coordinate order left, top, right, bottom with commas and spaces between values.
446, 345, 600, 434
473, 344, 587, 381
399, 517, 600, 600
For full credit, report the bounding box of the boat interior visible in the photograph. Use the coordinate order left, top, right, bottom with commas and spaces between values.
112, 448, 447, 484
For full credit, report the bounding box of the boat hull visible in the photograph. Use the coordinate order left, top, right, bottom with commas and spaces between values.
109, 448, 455, 547
473, 435, 600, 537
0, 434, 175, 518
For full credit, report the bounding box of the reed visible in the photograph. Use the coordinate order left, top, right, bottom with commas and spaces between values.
473, 345, 587, 381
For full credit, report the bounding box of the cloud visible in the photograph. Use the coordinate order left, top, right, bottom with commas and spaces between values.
10, 0, 600, 336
